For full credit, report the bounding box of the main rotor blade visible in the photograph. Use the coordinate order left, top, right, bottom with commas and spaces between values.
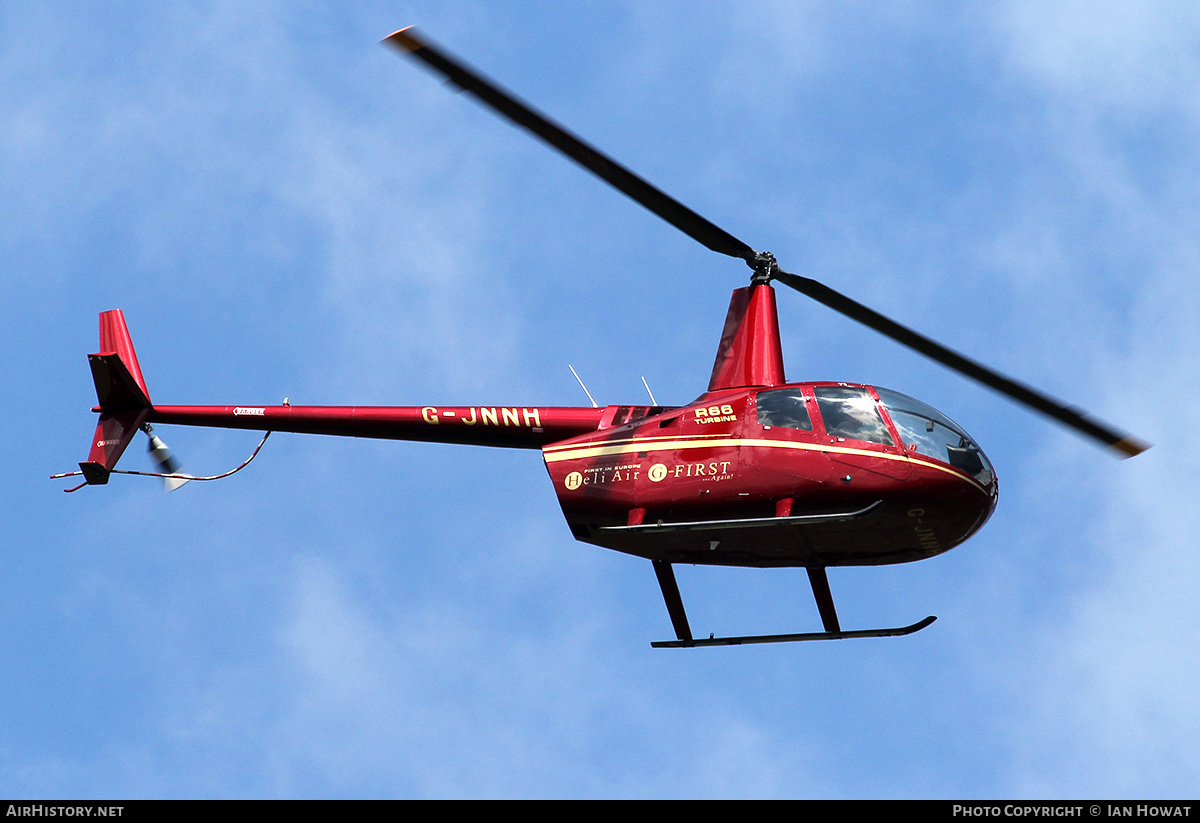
386, 27, 1148, 459
772, 268, 1150, 458
383, 28, 756, 263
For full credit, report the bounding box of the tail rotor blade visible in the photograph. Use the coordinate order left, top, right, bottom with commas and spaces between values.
145, 429, 189, 492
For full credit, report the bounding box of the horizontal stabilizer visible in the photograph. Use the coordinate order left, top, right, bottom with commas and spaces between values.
89, 352, 151, 410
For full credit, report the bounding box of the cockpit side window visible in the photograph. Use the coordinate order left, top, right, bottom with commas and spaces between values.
755, 388, 813, 431
813, 386, 893, 445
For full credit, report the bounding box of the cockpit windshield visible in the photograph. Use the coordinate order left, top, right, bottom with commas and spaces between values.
875, 387, 995, 486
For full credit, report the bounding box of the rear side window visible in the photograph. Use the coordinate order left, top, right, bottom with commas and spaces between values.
813, 386, 893, 445
755, 388, 813, 431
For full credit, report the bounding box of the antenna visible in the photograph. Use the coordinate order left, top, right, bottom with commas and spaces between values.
641, 376, 658, 406
568, 365, 599, 408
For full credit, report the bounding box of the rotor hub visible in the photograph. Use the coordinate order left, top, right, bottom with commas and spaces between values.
749, 251, 779, 285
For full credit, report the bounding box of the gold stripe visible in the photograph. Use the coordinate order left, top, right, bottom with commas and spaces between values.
542, 433, 727, 454
544, 437, 748, 462
905, 453, 993, 492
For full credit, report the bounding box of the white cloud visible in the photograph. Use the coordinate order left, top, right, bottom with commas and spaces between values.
998, 0, 1200, 117
976, 0, 1200, 796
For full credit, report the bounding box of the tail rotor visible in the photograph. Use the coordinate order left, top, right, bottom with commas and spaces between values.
143, 423, 189, 492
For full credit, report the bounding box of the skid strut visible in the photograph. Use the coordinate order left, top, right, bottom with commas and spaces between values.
650, 561, 935, 648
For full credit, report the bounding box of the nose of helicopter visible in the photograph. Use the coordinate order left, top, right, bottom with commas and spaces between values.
875, 385, 992, 466
865, 387, 998, 558
874, 385, 997, 495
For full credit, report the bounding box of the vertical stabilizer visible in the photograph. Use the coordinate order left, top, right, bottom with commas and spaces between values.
707, 284, 786, 391
98, 309, 151, 405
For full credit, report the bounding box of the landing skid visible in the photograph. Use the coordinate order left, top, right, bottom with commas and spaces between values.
649, 560, 935, 649
651, 615, 936, 648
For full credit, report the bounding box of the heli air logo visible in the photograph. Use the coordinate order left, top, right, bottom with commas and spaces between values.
562, 460, 734, 489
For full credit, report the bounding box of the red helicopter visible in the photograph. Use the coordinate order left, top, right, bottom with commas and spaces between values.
56, 28, 1149, 648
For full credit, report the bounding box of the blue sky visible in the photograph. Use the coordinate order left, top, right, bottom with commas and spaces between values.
4, 1, 1198, 798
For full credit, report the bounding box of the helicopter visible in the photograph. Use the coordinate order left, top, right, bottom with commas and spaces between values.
56, 27, 1149, 648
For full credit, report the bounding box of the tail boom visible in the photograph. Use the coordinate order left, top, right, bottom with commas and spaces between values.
149, 404, 609, 449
